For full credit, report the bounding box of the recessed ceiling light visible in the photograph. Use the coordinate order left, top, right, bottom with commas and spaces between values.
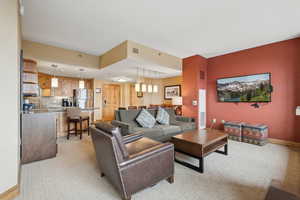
117, 79, 127, 82
111, 76, 132, 83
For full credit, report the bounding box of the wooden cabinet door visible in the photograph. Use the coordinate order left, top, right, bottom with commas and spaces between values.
103, 84, 120, 121
38, 74, 51, 89
61, 78, 72, 97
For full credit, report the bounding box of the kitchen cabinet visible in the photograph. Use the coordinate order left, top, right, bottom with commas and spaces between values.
22, 112, 57, 164
38, 73, 51, 89
38, 73, 93, 97
23, 59, 38, 73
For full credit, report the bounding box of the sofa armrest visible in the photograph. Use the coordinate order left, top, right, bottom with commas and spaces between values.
123, 131, 144, 144
119, 142, 174, 168
176, 116, 195, 123
111, 120, 133, 136
265, 180, 300, 200
119, 142, 174, 195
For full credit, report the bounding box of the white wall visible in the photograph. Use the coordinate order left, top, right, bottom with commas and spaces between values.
0, 0, 20, 194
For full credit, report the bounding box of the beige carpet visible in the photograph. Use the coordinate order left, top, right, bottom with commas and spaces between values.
16, 135, 300, 200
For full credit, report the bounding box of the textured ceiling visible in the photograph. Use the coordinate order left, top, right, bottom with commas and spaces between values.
22, 0, 300, 58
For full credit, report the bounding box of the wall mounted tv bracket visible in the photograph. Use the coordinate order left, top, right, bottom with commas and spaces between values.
251, 103, 260, 108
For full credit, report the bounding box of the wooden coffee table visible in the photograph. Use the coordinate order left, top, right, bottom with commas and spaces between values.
170, 129, 228, 173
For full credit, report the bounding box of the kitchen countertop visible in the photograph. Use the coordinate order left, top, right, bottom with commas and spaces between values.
23, 107, 99, 114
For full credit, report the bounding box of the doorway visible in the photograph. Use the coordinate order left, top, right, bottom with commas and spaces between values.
102, 84, 120, 121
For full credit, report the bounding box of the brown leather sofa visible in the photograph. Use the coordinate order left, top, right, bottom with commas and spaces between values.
91, 122, 175, 200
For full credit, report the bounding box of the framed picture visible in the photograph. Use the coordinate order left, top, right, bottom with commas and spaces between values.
137, 91, 143, 98
164, 85, 181, 100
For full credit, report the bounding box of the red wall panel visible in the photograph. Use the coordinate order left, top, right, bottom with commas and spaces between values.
206, 38, 300, 142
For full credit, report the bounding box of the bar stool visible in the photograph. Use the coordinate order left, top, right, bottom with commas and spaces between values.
66, 108, 90, 140
128, 106, 137, 110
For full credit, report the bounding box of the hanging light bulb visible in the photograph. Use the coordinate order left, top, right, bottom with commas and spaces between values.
79, 80, 85, 89
135, 83, 140, 92
78, 68, 85, 89
135, 67, 141, 92
148, 84, 153, 93
153, 85, 158, 93
51, 64, 58, 88
51, 77, 58, 88
141, 83, 147, 92
153, 71, 158, 93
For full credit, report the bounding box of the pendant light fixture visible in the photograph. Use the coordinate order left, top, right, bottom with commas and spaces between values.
147, 70, 153, 93
79, 68, 85, 89
153, 71, 158, 93
51, 77, 58, 88
141, 83, 147, 92
148, 84, 153, 93
153, 85, 158, 93
51, 64, 58, 88
141, 68, 147, 92
135, 67, 141, 92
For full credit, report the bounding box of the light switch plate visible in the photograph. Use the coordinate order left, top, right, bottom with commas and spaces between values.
192, 100, 198, 106
296, 106, 300, 116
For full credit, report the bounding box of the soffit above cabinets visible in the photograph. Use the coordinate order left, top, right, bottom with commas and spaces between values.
23, 40, 182, 82
99, 40, 182, 71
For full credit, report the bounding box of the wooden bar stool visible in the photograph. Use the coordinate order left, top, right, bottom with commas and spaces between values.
128, 106, 137, 110
66, 108, 90, 140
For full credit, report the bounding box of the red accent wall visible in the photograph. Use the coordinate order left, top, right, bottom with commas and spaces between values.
182, 55, 207, 127
206, 38, 300, 142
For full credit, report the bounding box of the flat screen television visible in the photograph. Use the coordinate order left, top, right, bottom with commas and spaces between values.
217, 73, 272, 102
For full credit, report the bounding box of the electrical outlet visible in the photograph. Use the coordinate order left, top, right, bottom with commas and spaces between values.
212, 118, 217, 123
221, 120, 226, 124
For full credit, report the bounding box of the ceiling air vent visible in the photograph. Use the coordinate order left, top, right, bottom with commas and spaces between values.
132, 48, 139, 54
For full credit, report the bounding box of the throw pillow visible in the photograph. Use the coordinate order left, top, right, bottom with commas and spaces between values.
156, 107, 170, 125
136, 109, 156, 128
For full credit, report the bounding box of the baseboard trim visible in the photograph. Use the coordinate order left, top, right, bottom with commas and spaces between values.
0, 185, 19, 200
269, 138, 300, 148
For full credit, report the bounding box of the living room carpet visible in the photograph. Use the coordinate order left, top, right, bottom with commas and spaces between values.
16, 135, 300, 200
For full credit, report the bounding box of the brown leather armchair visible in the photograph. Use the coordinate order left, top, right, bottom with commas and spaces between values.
90, 122, 174, 200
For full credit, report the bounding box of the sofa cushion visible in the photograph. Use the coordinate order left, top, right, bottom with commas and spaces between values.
164, 108, 177, 124
156, 107, 170, 125
136, 109, 156, 128
132, 127, 165, 141
119, 109, 140, 127
172, 121, 196, 132
154, 125, 181, 136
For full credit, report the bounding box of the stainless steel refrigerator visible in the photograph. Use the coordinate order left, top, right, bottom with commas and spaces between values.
73, 89, 93, 109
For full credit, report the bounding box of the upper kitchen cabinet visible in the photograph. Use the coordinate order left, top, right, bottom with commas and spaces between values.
38, 73, 51, 89
23, 59, 38, 73
38, 73, 93, 97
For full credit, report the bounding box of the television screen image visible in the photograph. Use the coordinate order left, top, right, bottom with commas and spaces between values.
217, 73, 271, 102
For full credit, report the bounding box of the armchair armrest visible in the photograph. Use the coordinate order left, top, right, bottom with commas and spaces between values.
119, 142, 174, 168
111, 120, 133, 136
123, 131, 144, 144
176, 116, 195, 123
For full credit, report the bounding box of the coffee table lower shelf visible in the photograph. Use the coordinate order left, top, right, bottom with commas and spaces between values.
174, 144, 228, 173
